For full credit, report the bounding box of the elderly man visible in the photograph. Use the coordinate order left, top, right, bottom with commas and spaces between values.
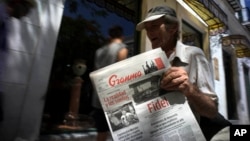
136, 5, 231, 140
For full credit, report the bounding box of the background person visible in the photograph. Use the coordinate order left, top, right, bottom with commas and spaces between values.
91, 25, 128, 141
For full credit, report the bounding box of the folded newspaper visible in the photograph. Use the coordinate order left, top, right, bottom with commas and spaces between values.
90, 48, 206, 141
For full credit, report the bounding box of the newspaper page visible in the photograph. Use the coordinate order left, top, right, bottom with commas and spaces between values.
90, 48, 206, 141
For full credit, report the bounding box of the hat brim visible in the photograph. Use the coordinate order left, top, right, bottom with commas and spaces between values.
136, 14, 165, 31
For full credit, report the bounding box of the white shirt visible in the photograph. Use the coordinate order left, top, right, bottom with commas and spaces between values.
170, 41, 218, 120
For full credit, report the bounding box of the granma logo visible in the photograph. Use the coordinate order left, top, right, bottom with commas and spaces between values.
108, 71, 142, 87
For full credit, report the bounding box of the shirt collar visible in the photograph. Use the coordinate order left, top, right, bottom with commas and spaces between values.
174, 40, 189, 64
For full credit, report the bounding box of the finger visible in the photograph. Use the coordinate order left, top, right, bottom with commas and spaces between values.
178, 80, 190, 91
164, 67, 176, 76
161, 74, 189, 90
165, 67, 181, 74
161, 77, 183, 90
161, 71, 182, 86
160, 74, 172, 85
164, 67, 185, 78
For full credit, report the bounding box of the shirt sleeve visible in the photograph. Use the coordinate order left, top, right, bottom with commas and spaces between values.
192, 53, 218, 102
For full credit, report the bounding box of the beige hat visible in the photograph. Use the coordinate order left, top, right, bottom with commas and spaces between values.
136, 5, 176, 31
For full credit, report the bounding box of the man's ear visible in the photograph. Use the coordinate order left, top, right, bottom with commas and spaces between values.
169, 24, 178, 34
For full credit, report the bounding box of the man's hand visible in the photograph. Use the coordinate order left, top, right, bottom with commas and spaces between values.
161, 67, 218, 118
160, 67, 191, 93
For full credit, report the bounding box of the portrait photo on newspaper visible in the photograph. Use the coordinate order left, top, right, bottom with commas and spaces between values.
106, 102, 139, 132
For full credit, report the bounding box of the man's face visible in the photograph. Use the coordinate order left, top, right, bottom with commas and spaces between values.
144, 17, 174, 50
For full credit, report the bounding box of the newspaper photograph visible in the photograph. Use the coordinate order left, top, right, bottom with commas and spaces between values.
90, 48, 206, 141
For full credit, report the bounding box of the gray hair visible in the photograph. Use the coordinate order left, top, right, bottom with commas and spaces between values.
163, 15, 180, 40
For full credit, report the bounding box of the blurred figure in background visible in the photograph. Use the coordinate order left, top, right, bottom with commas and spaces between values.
0, 0, 36, 122
91, 25, 128, 141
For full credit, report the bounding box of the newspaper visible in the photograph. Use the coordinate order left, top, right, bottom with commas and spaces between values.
90, 48, 206, 141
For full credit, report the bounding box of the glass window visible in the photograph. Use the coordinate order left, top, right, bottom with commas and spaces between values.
182, 20, 202, 49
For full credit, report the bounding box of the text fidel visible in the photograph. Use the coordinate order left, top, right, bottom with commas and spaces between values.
147, 97, 170, 113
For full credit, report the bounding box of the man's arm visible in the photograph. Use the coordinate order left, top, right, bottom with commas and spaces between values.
117, 47, 128, 61
160, 67, 218, 118
182, 81, 218, 118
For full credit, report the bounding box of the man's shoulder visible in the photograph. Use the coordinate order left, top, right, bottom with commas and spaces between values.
179, 42, 204, 56
176, 41, 206, 63
110, 42, 127, 48
190, 48, 205, 58
119, 42, 127, 47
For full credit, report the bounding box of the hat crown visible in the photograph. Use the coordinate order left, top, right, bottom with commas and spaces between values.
146, 6, 176, 18
136, 5, 177, 31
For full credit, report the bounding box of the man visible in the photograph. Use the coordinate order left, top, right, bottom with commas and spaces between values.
92, 25, 128, 141
136, 5, 230, 140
